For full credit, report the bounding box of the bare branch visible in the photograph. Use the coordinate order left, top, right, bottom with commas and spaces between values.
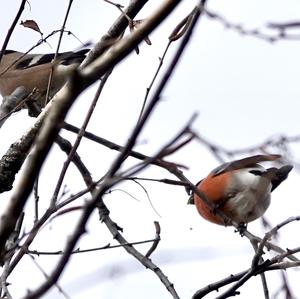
0, 0, 27, 63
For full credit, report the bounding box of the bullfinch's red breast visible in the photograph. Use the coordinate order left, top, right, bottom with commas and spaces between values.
193, 154, 293, 225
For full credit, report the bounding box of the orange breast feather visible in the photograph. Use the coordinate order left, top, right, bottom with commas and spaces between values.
193, 172, 231, 225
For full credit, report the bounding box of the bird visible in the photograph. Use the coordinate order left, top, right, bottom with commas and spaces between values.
192, 154, 293, 226
0, 49, 89, 111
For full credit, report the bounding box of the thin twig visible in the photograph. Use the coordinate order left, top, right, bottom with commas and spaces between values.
51, 71, 111, 205
63, 122, 186, 169
204, 8, 300, 43
145, 221, 161, 257
28, 255, 70, 299
137, 41, 171, 122
44, 0, 74, 105
0, 0, 27, 63
28, 236, 159, 255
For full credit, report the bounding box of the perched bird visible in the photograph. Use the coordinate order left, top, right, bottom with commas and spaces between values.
192, 154, 293, 226
0, 49, 89, 110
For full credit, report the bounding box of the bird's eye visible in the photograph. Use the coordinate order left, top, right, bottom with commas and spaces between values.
249, 170, 263, 176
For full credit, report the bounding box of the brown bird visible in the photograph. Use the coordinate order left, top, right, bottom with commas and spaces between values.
0, 49, 89, 110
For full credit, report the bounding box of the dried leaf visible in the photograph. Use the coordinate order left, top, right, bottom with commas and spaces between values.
169, 11, 194, 42
20, 19, 43, 35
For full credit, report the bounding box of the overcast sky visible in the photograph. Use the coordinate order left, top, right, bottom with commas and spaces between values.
1, 1, 300, 299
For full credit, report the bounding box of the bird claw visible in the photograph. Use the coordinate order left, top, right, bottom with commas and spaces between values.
235, 223, 247, 236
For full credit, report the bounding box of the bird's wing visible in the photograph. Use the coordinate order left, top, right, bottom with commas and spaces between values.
14, 49, 89, 70
211, 154, 281, 177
